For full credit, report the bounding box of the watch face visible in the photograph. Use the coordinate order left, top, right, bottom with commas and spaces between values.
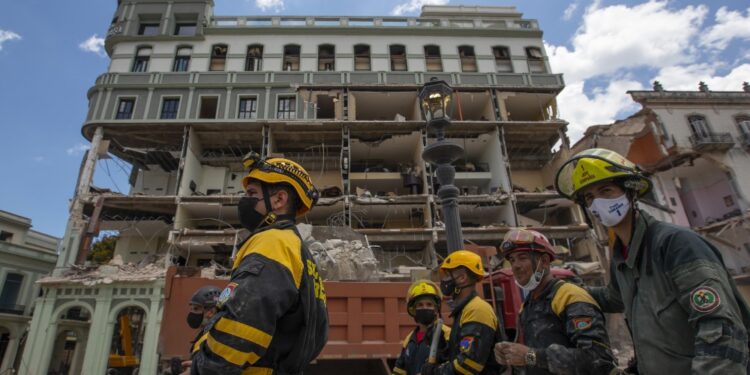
525, 350, 536, 366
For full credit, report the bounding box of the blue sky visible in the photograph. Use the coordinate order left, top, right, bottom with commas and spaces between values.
0, 0, 748, 237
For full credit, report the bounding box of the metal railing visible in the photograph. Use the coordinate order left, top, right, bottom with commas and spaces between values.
689, 132, 735, 151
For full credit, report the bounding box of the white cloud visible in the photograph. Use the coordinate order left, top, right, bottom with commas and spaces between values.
700, 7, 750, 50
67, 143, 90, 156
391, 0, 449, 16
33, 156, 44, 162
563, 2, 579, 21
256, 0, 284, 12
654, 63, 750, 91
79, 34, 105, 56
0, 29, 21, 51
546, 1, 707, 83
558, 79, 644, 142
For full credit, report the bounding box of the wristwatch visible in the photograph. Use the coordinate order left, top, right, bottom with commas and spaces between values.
525, 349, 537, 366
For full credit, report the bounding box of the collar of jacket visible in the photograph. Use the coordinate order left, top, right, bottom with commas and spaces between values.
528, 277, 562, 302
450, 290, 478, 318
250, 217, 296, 236
613, 209, 655, 269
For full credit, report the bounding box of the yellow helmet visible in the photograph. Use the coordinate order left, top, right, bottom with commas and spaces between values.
555, 148, 651, 203
241, 152, 319, 216
439, 250, 485, 279
406, 280, 441, 317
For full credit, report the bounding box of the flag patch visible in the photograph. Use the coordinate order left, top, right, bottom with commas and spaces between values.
460, 337, 474, 353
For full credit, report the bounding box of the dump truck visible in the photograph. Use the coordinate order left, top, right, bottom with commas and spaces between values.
158, 264, 576, 374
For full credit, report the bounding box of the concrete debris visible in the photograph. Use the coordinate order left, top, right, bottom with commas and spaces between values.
298, 223, 380, 281
38, 256, 167, 286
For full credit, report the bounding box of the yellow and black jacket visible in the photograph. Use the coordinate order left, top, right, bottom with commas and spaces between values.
434, 292, 500, 375
191, 221, 328, 375
393, 323, 451, 375
519, 279, 616, 375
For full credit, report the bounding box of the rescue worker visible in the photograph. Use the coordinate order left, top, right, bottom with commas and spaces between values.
421, 250, 500, 375
393, 280, 451, 375
494, 228, 617, 374
170, 286, 221, 375
191, 152, 328, 375
555, 148, 750, 373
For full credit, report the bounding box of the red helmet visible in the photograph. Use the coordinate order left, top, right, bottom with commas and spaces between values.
500, 228, 556, 260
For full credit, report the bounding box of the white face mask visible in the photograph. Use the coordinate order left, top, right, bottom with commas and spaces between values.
515, 263, 545, 293
589, 194, 630, 227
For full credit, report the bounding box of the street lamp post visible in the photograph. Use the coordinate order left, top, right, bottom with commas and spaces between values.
419, 78, 465, 253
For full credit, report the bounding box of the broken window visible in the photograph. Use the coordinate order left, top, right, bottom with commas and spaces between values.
458, 46, 477, 72
160, 98, 180, 119
173, 46, 191, 72
115, 98, 135, 119
199, 96, 219, 119
526, 47, 546, 73
132, 46, 151, 72
174, 22, 196, 36
238, 97, 258, 119
0, 273, 23, 309
493, 46, 513, 73
318, 44, 335, 71
138, 22, 159, 36
209, 44, 228, 71
688, 114, 710, 138
354, 44, 371, 71
736, 115, 750, 135
390, 44, 407, 71
245, 44, 263, 71
277, 96, 296, 119
424, 45, 442, 72
283, 44, 300, 71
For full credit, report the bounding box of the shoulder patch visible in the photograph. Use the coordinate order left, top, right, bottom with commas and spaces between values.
218, 282, 238, 307
551, 282, 599, 316
459, 337, 474, 353
572, 317, 592, 330
690, 286, 721, 313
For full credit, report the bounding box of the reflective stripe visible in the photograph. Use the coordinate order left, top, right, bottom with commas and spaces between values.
393, 367, 407, 375
192, 332, 208, 353
242, 367, 273, 375
206, 334, 260, 367
463, 358, 484, 372
215, 317, 273, 348
453, 359, 474, 375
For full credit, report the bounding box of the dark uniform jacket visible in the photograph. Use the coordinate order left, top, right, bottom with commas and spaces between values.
393, 323, 451, 375
434, 292, 500, 375
519, 278, 616, 374
590, 210, 750, 374
191, 222, 328, 375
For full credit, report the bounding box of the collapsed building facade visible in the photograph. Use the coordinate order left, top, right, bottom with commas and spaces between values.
17, 1, 603, 373
568, 81, 750, 301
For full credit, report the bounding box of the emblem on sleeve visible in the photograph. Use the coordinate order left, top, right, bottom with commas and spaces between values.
459, 337, 474, 353
690, 286, 720, 313
572, 317, 592, 330
218, 282, 238, 307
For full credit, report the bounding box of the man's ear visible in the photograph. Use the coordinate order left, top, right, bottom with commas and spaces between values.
273, 189, 289, 210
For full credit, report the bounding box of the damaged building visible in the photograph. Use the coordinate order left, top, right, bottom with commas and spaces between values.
566, 80, 750, 300
17, 1, 601, 373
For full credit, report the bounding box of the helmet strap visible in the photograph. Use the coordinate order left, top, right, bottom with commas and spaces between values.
261, 183, 277, 226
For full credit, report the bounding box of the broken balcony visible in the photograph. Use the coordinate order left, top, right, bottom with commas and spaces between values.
689, 132, 735, 152
351, 195, 429, 229
349, 91, 421, 121
350, 132, 425, 197
452, 91, 496, 121
430, 132, 506, 195
501, 92, 558, 121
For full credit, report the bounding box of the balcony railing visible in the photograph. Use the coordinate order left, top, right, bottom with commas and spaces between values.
0, 303, 25, 315
689, 132, 735, 152
208, 16, 539, 30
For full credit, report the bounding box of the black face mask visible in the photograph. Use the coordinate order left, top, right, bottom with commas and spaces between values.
414, 309, 437, 325
440, 278, 457, 296
238, 197, 265, 230
186, 312, 204, 329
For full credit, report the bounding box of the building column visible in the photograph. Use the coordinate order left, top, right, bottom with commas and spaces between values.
80, 287, 113, 374
139, 283, 165, 374
18, 289, 57, 375
0, 327, 19, 374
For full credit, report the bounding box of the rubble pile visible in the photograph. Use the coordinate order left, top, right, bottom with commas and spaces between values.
38, 254, 166, 286
297, 224, 380, 281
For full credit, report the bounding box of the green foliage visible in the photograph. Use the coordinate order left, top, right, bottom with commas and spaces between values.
88, 235, 118, 264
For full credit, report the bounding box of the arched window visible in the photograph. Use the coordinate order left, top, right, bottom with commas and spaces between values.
318, 44, 335, 71
424, 45, 442, 72
525, 47, 546, 73
283, 44, 300, 71
246, 44, 263, 71
354, 44, 371, 71
209, 44, 228, 71
458, 45, 477, 72
492, 46, 512, 73
132, 46, 152, 72
390, 44, 407, 71
173, 46, 192, 72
